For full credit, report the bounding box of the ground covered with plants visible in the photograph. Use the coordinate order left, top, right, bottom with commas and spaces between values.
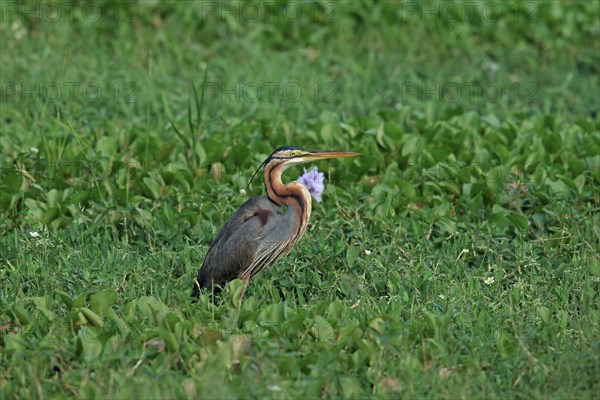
1, 1, 599, 398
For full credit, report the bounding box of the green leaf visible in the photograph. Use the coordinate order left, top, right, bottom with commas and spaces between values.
56, 290, 74, 308
169, 119, 190, 148
159, 327, 180, 352
401, 134, 425, 158
90, 289, 117, 317
41, 207, 59, 224
77, 327, 103, 362
143, 177, 162, 200
37, 306, 56, 321
2, 172, 22, 193
73, 292, 90, 309
136, 296, 170, 321
4, 333, 26, 354
537, 306, 551, 324
398, 180, 416, 199
13, 305, 30, 325
340, 377, 363, 398
542, 131, 562, 153
157, 142, 176, 163
258, 302, 287, 324
490, 208, 510, 230
163, 202, 174, 222
508, 213, 529, 231
346, 246, 358, 269
312, 316, 335, 343
79, 307, 104, 327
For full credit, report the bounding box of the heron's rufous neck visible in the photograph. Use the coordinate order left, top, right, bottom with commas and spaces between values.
263, 161, 312, 234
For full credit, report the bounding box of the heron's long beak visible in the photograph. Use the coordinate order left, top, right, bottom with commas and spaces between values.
302, 150, 360, 161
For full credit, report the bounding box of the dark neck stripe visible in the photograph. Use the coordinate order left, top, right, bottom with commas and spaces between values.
264, 161, 306, 239
266, 163, 306, 217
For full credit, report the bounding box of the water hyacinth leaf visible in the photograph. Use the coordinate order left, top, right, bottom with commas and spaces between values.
402, 134, 425, 158
469, 193, 484, 213
325, 299, 345, 321
0, 191, 14, 210
384, 120, 404, 141
375, 122, 388, 150
4, 333, 26, 355
13, 304, 31, 325
340, 122, 357, 138
159, 327, 180, 352
163, 201, 175, 222
157, 142, 176, 163
312, 316, 334, 343
77, 327, 103, 362
340, 377, 363, 398
162, 312, 183, 331
37, 306, 56, 322
143, 177, 162, 200
542, 131, 562, 154
135, 208, 153, 226
79, 307, 104, 328
229, 144, 251, 165
90, 289, 118, 317
398, 180, 417, 199
72, 292, 90, 309
41, 207, 60, 224
56, 290, 74, 309
258, 302, 287, 324
320, 123, 337, 143
538, 306, 551, 324
345, 246, 358, 269
339, 274, 360, 298
411, 218, 424, 236
136, 296, 170, 322
491, 211, 510, 230
202, 138, 224, 161
369, 317, 386, 335
224, 279, 245, 308
439, 181, 461, 196
31, 295, 50, 309
508, 213, 529, 231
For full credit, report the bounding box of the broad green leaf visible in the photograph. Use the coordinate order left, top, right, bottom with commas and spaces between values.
508, 213, 529, 231
90, 289, 117, 316
143, 177, 162, 200
56, 290, 74, 308
79, 307, 104, 327
537, 306, 551, 324
77, 327, 103, 362
312, 316, 334, 343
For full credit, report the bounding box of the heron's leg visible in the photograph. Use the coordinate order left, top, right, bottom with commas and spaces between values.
237, 274, 250, 307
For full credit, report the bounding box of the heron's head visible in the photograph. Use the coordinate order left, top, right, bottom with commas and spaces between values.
246, 146, 359, 190
267, 146, 360, 166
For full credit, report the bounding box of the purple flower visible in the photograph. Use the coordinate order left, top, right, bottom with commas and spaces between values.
298, 166, 325, 202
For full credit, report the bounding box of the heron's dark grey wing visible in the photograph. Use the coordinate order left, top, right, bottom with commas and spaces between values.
192, 196, 281, 296
243, 203, 299, 279
208, 196, 276, 247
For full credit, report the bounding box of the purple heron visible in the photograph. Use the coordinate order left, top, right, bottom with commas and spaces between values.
192, 146, 359, 300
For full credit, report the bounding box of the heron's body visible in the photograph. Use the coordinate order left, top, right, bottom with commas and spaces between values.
192, 146, 358, 299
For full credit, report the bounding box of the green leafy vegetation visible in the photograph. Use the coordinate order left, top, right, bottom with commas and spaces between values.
1, 1, 598, 398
